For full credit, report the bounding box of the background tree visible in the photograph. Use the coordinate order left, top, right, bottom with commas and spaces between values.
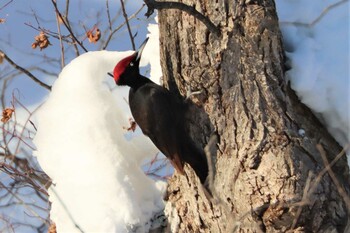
147, 0, 350, 232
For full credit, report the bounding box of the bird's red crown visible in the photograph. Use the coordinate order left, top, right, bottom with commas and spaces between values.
113, 54, 135, 83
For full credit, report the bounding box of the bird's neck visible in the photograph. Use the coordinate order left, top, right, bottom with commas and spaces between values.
128, 74, 152, 90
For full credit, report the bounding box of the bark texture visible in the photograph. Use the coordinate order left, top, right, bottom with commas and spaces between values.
156, 0, 350, 232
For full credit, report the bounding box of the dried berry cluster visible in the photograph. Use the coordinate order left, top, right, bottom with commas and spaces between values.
32, 31, 51, 50
86, 27, 101, 44
1, 108, 14, 123
47, 222, 57, 233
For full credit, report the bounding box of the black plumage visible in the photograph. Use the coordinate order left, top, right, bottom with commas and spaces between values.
111, 38, 208, 183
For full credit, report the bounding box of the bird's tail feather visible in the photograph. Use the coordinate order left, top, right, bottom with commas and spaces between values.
183, 145, 208, 184
170, 154, 185, 175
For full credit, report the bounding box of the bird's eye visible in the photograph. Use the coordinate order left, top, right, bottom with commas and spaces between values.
130, 62, 134, 67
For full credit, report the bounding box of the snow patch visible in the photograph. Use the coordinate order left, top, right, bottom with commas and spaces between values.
141, 17, 162, 85
33, 51, 164, 232
276, 0, 350, 156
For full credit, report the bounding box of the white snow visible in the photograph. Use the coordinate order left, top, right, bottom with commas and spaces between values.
142, 17, 163, 85
33, 50, 165, 232
276, 0, 350, 152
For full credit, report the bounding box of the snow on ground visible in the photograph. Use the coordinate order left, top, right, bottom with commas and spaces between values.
276, 0, 349, 153
33, 50, 165, 233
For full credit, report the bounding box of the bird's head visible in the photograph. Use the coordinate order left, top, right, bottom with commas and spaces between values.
109, 38, 149, 86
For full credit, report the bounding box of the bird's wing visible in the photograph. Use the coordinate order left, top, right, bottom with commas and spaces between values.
129, 83, 186, 173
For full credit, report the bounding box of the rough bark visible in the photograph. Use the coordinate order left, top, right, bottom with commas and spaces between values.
156, 0, 350, 232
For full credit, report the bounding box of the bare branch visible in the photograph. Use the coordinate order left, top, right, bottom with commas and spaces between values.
144, 0, 221, 37
62, 0, 80, 57
306, 144, 349, 198
0, 160, 50, 195
51, 0, 88, 53
120, 0, 136, 50
54, 3, 65, 69
50, 188, 86, 233
24, 23, 69, 44
0, 0, 13, 11
291, 171, 312, 229
106, 0, 112, 32
0, 181, 49, 223
0, 51, 51, 90
65, 0, 70, 17
102, 4, 145, 50
280, 0, 348, 27
317, 144, 350, 209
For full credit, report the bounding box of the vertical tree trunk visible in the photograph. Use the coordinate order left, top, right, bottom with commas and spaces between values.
156, 0, 350, 232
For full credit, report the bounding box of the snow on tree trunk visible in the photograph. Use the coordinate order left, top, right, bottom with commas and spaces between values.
156, 0, 350, 232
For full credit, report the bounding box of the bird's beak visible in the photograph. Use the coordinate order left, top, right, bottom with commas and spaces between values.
107, 72, 113, 78
135, 37, 149, 62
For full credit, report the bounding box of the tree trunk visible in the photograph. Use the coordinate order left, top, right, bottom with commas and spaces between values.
156, 0, 350, 232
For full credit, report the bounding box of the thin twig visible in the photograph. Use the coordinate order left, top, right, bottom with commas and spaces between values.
0, 0, 13, 11
31, 8, 41, 26
65, 0, 70, 17
120, 0, 136, 50
0, 163, 49, 196
100, 0, 123, 49
54, 0, 65, 68
106, 0, 112, 32
63, 0, 80, 57
24, 23, 71, 43
280, 0, 348, 27
291, 171, 312, 229
307, 144, 349, 197
102, 4, 145, 50
50, 187, 86, 233
11, 94, 42, 153
228, 143, 350, 231
1, 76, 10, 108
316, 144, 350, 209
0, 181, 49, 222
0, 51, 51, 90
144, 0, 221, 37
51, 0, 88, 53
